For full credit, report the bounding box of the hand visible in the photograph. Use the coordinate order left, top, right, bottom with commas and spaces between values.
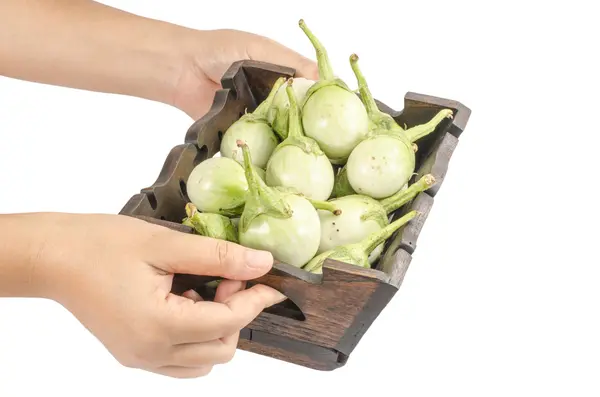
25, 212, 285, 378
0, 1, 317, 122
172, 29, 319, 120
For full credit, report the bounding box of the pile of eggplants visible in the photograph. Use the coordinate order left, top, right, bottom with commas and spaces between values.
183, 20, 453, 274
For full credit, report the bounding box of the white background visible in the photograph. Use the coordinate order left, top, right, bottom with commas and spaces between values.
1, 0, 599, 396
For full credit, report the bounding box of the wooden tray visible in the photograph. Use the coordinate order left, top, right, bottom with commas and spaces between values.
119, 60, 472, 371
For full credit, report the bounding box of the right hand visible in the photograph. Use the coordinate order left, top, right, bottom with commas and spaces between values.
171, 28, 319, 120
28, 212, 285, 378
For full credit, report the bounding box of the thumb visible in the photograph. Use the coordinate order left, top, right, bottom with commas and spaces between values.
249, 36, 319, 80
148, 230, 274, 280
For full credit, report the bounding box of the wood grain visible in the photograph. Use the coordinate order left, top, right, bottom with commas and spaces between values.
414, 132, 459, 197
118, 60, 472, 371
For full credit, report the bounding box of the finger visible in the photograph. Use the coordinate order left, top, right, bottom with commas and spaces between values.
214, 279, 245, 303
214, 279, 245, 348
166, 282, 245, 367
182, 289, 204, 302
146, 230, 274, 280
150, 365, 213, 379
168, 340, 236, 367
249, 36, 319, 80
165, 283, 286, 344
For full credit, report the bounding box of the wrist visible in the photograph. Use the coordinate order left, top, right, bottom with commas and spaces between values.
0, 1, 194, 115
0, 212, 71, 300
0, 213, 54, 298
105, 17, 211, 117
119, 21, 196, 110
96, 16, 195, 111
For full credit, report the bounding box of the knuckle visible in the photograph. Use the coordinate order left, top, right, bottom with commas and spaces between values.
219, 318, 242, 338
246, 285, 270, 310
222, 291, 264, 331
196, 365, 213, 378
219, 309, 243, 335
214, 240, 245, 274
220, 342, 237, 363
215, 240, 233, 267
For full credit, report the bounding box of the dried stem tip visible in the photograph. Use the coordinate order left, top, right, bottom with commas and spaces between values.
424, 174, 436, 185
236, 139, 246, 147
185, 202, 198, 217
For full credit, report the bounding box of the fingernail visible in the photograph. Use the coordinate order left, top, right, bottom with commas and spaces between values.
182, 289, 203, 302
273, 290, 287, 304
245, 249, 273, 269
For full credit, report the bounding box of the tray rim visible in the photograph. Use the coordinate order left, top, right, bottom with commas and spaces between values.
117, 59, 472, 370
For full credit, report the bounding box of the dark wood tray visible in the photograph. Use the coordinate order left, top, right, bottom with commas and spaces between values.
119, 60, 471, 371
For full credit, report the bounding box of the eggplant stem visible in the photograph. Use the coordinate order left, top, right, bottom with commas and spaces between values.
361, 210, 419, 254
404, 109, 454, 143
299, 19, 333, 81
285, 78, 304, 139
185, 202, 198, 218
349, 54, 379, 119
252, 77, 287, 119
303, 250, 331, 273
380, 174, 436, 214
184, 203, 209, 235
236, 140, 292, 233
349, 53, 397, 131
184, 209, 239, 243
307, 198, 342, 215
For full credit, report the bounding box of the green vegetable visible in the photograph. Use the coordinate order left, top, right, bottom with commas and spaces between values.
345, 54, 453, 199
182, 203, 238, 243
268, 77, 315, 140
317, 174, 435, 265
265, 78, 335, 201
236, 139, 340, 268
186, 156, 249, 217
182, 23, 452, 274
331, 165, 409, 199
219, 77, 284, 169
304, 210, 419, 273
298, 20, 370, 164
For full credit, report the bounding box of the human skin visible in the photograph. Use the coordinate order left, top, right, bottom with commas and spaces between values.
0, 0, 318, 378
0, 0, 319, 120
0, 212, 287, 378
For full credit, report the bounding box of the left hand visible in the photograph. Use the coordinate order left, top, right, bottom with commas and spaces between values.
172, 28, 319, 120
